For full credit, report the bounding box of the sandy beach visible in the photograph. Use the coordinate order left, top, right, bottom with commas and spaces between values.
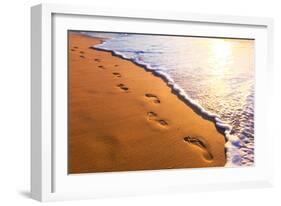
68, 32, 226, 174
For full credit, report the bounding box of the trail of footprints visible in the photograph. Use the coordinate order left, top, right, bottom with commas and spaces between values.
71, 46, 86, 58
71, 46, 166, 126
81, 49, 167, 127
70, 45, 213, 161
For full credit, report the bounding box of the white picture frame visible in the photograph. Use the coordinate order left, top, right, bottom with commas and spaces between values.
31, 3, 274, 202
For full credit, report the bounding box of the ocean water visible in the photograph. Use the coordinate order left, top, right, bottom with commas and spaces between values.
80, 31, 255, 167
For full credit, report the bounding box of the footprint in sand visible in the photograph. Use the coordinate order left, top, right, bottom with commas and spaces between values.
114, 64, 119, 67
94, 58, 101, 62
74, 46, 79, 49
80, 51, 85, 54
147, 111, 168, 127
80, 55, 85, 58
117, 83, 129, 92
145, 93, 161, 104
70, 49, 75, 52
112, 72, 122, 78
183, 136, 213, 160
98, 65, 105, 69
147, 111, 157, 120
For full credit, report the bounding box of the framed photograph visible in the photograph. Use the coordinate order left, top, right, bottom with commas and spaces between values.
31, 3, 274, 201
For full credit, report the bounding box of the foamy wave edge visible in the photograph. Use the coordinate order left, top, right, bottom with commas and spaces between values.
90, 40, 243, 167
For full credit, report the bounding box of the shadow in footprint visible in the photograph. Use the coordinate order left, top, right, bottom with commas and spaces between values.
147, 111, 157, 120
94, 58, 101, 62
98, 65, 105, 69
80, 51, 85, 54
114, 64, 119, 67
145, 93, 161, 104
74, 46, 79, 49
117, 83, 129, 92
147, 111, 168, 127
183, 136, 213, 160
80, 55, 85, 58
158, 119, 168, 126
113, 72, 122, 77
71, 49, 75, 52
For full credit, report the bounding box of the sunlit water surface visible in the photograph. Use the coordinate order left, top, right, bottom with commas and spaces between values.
81, 32, 255, 167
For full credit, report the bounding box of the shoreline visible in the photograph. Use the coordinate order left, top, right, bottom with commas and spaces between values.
92, 46, 231, 136
68, 32, 227, 174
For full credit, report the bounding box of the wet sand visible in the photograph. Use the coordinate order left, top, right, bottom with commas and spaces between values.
68, 32, 226, 174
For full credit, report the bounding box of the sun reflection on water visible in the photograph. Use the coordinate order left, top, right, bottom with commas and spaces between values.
212, 39, 232, 60
209, 39, 233, 76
